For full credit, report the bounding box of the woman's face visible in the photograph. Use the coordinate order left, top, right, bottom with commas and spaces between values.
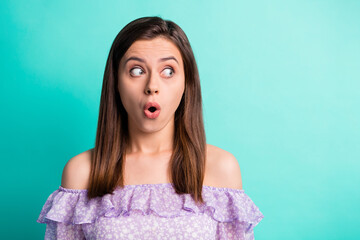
118, 36, 185, 133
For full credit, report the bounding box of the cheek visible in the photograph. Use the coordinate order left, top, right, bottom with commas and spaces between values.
170, 81, 185, 109
118, 80, 137, 110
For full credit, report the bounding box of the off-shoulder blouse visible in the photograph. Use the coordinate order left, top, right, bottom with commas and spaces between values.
37, 183, 263, 239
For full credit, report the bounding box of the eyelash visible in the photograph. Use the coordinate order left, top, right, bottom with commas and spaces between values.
129, 66, 175, 77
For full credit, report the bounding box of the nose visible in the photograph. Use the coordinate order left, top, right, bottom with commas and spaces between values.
145, 88, 158, 94
144, 72, 159, 95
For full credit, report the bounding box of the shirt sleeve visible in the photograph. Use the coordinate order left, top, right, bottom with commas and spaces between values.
37, 187, 89, 239
216, 220, 256, 240
44, 222, 86, 240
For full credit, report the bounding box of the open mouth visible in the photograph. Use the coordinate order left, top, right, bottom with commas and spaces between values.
148, 106, 157, 113
144, 102, 161, 119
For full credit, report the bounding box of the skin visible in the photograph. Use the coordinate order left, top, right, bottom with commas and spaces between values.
117, 37, 185, 182
61, 37, 242, 190
118, 37, 185, 155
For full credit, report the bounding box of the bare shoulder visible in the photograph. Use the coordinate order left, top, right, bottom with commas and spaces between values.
206, 144, 243, 189
61, 148, 93, 189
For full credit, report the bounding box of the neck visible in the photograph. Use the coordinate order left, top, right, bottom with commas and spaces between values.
126, 116, 175, 155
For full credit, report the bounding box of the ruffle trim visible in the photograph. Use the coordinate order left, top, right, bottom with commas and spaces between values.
37, 183, 263, 227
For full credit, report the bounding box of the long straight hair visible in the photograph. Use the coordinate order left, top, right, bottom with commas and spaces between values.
88, 16, 206, 205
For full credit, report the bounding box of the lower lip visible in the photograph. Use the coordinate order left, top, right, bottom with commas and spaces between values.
144, 109, 160, 119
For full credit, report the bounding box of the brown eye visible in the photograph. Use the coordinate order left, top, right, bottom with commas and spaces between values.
130, 67, 144, 76
162, 67, 175, 77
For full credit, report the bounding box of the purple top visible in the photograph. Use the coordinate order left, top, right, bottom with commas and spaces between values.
37, 183, 263, 239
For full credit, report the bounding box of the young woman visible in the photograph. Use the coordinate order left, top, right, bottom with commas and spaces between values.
37, 16, 263, 239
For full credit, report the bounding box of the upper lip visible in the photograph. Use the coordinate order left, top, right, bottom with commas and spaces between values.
144, 101, 161, 111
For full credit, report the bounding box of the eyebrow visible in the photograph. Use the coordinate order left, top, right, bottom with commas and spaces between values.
124, 56, 179, 65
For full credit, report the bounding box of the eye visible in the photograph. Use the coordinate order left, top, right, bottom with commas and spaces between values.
162, 67, 175, 78
130, 67, 144, 76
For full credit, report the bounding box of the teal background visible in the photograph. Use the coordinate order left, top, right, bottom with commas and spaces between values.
1, 0, 359, 239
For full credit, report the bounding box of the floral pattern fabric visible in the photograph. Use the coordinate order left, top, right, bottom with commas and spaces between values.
37, 183, 263, 240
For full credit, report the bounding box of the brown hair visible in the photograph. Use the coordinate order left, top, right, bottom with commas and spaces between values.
88, 16, 206, 205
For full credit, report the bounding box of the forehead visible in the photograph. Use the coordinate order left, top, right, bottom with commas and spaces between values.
123, 37, 183, 62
